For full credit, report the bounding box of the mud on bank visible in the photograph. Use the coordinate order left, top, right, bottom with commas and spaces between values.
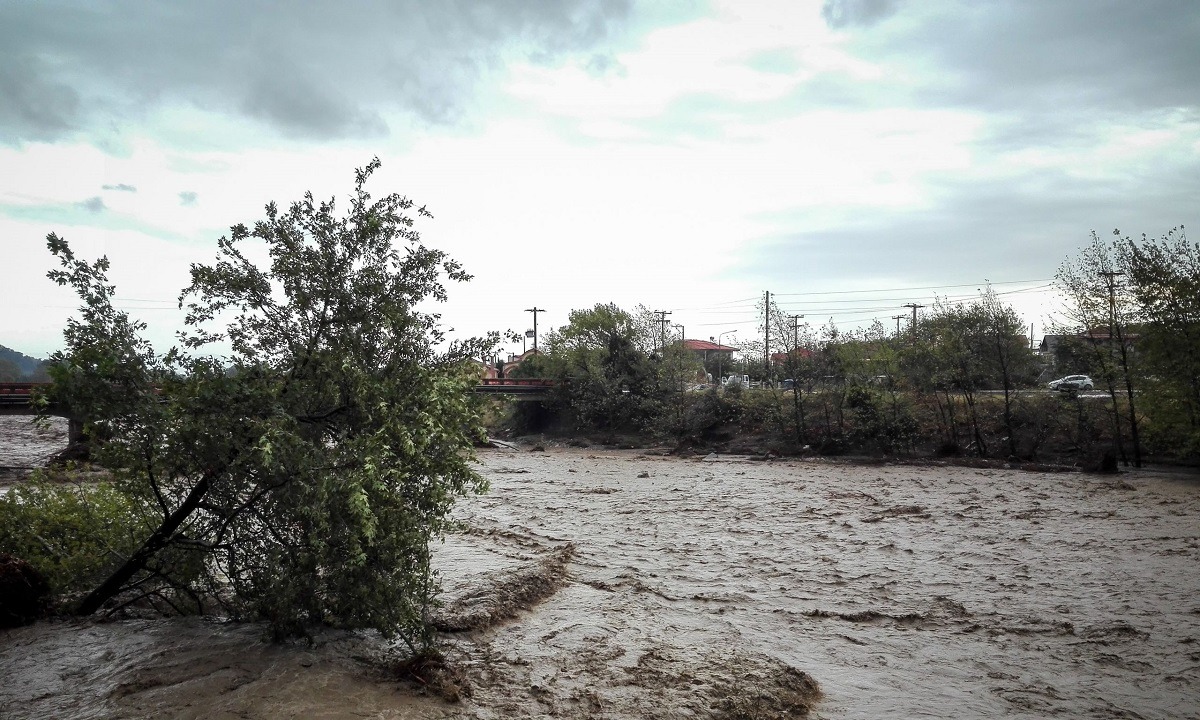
1, 523, 819, 720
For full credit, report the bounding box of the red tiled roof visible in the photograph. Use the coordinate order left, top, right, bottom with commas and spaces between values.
770, 349, 814, 363
682, 339, 738, 352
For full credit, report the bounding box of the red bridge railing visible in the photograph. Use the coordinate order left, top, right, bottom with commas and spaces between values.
477, 378, 555, 387
0, 382, 43, 405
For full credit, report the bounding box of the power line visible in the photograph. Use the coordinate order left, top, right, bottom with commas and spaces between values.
771, 278, 1052, 297
674, 280, 1054, 315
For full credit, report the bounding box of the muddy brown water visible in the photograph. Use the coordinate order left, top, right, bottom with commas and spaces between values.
1, 416, 1198, 718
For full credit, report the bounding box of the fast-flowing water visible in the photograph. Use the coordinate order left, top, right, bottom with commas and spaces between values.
0, 416, 67, 490
2, 419, 1197, 718
452, 448, 1199, 718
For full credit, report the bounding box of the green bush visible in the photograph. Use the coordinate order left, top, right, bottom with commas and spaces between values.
0, 474, 155, 606
674, 387, 740, 444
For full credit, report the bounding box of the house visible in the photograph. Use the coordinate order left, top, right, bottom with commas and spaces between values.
770, 348, 814, 367
1039, 328, 1140, 371
500, 348, 543, 377
469, 358, 501, 380
681, 339, 738, 364
1038, 334, 1066, 356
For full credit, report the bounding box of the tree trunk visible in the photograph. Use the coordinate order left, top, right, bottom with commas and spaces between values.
1114, 334, 1142, 467
76, 469, 218, 616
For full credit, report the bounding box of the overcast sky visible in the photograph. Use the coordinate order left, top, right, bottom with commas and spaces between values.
2, 0, 1197, 359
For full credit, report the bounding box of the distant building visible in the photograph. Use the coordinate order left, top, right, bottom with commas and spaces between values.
500, 348, 543, 377
770, 348, 814, 367
1039, 328, 1140, 371
1038, 335, 1065, 356
681, 339, 738, 364
470, 359, 501, 380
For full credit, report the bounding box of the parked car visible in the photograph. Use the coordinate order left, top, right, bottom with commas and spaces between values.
1048, 374, 1094, 392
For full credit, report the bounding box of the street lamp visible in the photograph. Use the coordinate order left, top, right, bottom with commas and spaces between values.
717, 330, 736, 385
524, 307, 544, 354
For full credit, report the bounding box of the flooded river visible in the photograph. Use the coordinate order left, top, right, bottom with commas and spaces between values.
2, 417, 1198, 718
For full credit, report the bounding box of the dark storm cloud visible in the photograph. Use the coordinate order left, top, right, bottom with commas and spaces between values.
103, 183, 138, 192
0, 0, 631, 144
739, 163, 1200, 292
178, 191, 198, 206
840, 0, 1200, 115
0, 56, 83, 142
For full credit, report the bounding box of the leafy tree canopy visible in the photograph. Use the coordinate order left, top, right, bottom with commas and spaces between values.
34, 159, 494, 650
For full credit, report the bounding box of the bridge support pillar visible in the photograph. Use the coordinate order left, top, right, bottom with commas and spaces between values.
68, 417, 85, 445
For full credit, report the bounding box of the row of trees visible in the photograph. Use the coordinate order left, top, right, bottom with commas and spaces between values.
755, 287, 1037, 458
1055, 227, 1200, 465
504, 227, 1198, 465
503, 291, 1041, 456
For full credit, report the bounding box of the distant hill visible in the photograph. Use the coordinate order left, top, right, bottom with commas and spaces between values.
0, 345, 49, 381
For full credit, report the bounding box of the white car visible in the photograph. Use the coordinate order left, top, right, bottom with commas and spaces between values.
1048, 374, 1094, 392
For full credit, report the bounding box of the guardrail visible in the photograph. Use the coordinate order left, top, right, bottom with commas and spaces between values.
0, 382, 42, 406
477, 378, 555, 387
474, 378, 555, 396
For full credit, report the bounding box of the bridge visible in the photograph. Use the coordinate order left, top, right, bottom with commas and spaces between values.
0, 383, 44, 416
474, 377, 554, 399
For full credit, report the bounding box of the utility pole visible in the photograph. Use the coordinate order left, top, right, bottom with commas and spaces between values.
654, 310, 672, 353
524, 307, 544, 354
903, 303, 924, 339
789, 314, 805, 347
892, 314, 905, 337
673, 324, 686, 389
1100, 269, 1140, 467
1100, 271, 1124, 326
764, 290, 771, 384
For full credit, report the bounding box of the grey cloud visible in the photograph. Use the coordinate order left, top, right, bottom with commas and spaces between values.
103, 183, 137, 192
736, 164, 1200, 297
0, 56, 82, 142
76, 197, 106, 213
0, 0, 632, 144
842, 1, 1200, 116
178, 191, 198, 206
821, 0, 901, 29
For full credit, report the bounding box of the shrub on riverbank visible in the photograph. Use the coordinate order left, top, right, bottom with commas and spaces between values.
498, 386, 1157, 468
0, 474, 155, 605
